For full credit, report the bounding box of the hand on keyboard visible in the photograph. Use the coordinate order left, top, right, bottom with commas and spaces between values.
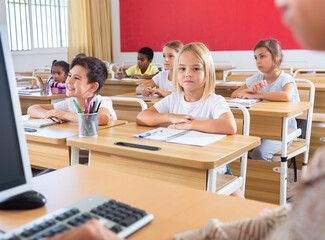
45, 219, 123, 240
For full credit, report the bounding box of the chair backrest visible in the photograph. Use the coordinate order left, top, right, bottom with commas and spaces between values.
228, 103, 250, 136
223, 69, 260, 82
280, 63, 294, 74
214, 60, 233, 67
16, 76, 38, 87
33, 67, 51, 80
293, 69, 325, 83
108, 96, 148, 122
295, 79, 315, 145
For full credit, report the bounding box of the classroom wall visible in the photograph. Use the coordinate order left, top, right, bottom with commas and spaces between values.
0, 0, 68, 73
111, 0, 325, 69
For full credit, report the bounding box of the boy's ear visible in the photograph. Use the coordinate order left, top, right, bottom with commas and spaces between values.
89, 82, 99, 93
148, 59, 152, 63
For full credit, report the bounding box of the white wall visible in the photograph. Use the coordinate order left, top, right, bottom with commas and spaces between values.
0, 0, 68, 73
111, 0, 325, 70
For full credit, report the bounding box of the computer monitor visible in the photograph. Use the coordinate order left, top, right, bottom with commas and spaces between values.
0, 24, 33, 202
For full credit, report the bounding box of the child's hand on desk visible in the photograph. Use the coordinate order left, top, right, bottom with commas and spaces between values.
169, 114, 194, 124
43, 110, 65, 123
248, 80, 267, 92
151, 89, 167, 97
236, 92, 256, 99
142, 87, 152, 96
131, 75, 142, 79
44, 219, 123, 240
168, 122, 192, 130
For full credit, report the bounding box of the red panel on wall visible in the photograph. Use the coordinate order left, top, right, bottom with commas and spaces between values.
119, 0, 301, 52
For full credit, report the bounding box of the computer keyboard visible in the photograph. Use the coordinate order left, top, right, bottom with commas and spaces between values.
2, 195, 154, 240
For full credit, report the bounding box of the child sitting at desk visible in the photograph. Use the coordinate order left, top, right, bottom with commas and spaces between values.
118, 47, 159, 79
231, 39, 300, 161
136, 41, 183, 97
136, 42, 241, 197
27, 57, 116, 125
48, 60, 69, 94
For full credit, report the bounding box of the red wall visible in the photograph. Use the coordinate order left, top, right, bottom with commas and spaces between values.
119, 0, 301, 52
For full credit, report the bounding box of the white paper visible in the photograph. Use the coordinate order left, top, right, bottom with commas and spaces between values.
227, 98, 261, 106
23, 119, 57, 128
134, 127, 225, 147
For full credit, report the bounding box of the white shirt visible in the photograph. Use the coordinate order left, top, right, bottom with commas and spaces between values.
53, 94, 117, 120
152, 70, 174, 92
153, 92, 231, 120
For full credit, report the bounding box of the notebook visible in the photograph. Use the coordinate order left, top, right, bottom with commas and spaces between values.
134, 127, 226, 147
226, 98, 261, 107
136, 94, 160, 99
23, 119, 58, 128
110, 78, 145, 82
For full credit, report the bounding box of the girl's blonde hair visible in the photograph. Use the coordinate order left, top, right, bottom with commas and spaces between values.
163, 40, 184, 53
173, 42, 215, 100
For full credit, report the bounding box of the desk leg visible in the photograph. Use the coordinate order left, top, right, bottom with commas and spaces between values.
207, 168, 217, 192
71, 147, 80, 165
280, 118, 289, 205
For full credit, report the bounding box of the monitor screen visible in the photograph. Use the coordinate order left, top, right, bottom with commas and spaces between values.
0, 25, 32, 201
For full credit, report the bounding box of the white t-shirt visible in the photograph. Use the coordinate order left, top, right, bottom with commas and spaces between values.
153, 92, 231, 120
53, 94, 117, 120
152, 70, 174, 92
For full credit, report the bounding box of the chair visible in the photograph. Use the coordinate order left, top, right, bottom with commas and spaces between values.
33, 66, 51, 80
293, 68, 325, 77
108, 96, 148, 122
272, 78, 315, 205
223, 69, 260, 82
280, 63, 294, 74
214, 60, 234, 67
207, 103, 250, 195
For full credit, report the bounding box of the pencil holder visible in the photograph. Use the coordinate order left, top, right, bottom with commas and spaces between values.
40, 81, 50, 95
78, 113, 98, 137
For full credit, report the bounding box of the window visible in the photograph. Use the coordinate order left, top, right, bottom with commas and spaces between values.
6, 0, 68, 51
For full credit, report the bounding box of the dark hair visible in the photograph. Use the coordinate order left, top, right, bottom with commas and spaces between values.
254, 39, 283, 68
70, 57, 108, 93
74, 53, 87, 59
51, 60, 69, 74
138, 47, 154, 61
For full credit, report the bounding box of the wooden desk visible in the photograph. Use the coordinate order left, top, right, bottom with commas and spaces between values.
112, 92, 162, 122
19, 93, 67, 114
215, 81, 243, 97
215, 66, 236, 80
297, 82, 325, 113
0, 165, 277, 239
99, 79, 149, 96
25, 120, 127, 169
232, 101, 312, 140
67, 123, 260, 191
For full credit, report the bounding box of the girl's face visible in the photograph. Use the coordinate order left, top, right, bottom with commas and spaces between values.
275, 0, 325, 50
52, 65, 68, 83
163, 46, 178, 71
177, 52, 206, 94
254, 47, 276, 73
66, 65, 96, 99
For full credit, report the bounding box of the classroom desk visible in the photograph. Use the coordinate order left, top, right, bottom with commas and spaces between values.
19, 93, 67, 114
67, 123, 260, 191
231, 101, 312, 140
215, 81, 325, 114
25, 120, 127, 169
215, 66, 236, 80
112, 92, 162, 122
0, 165, 277, 239
99, 79, 149, 96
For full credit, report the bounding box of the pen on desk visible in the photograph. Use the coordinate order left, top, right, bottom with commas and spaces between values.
139, 83, 150, 90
